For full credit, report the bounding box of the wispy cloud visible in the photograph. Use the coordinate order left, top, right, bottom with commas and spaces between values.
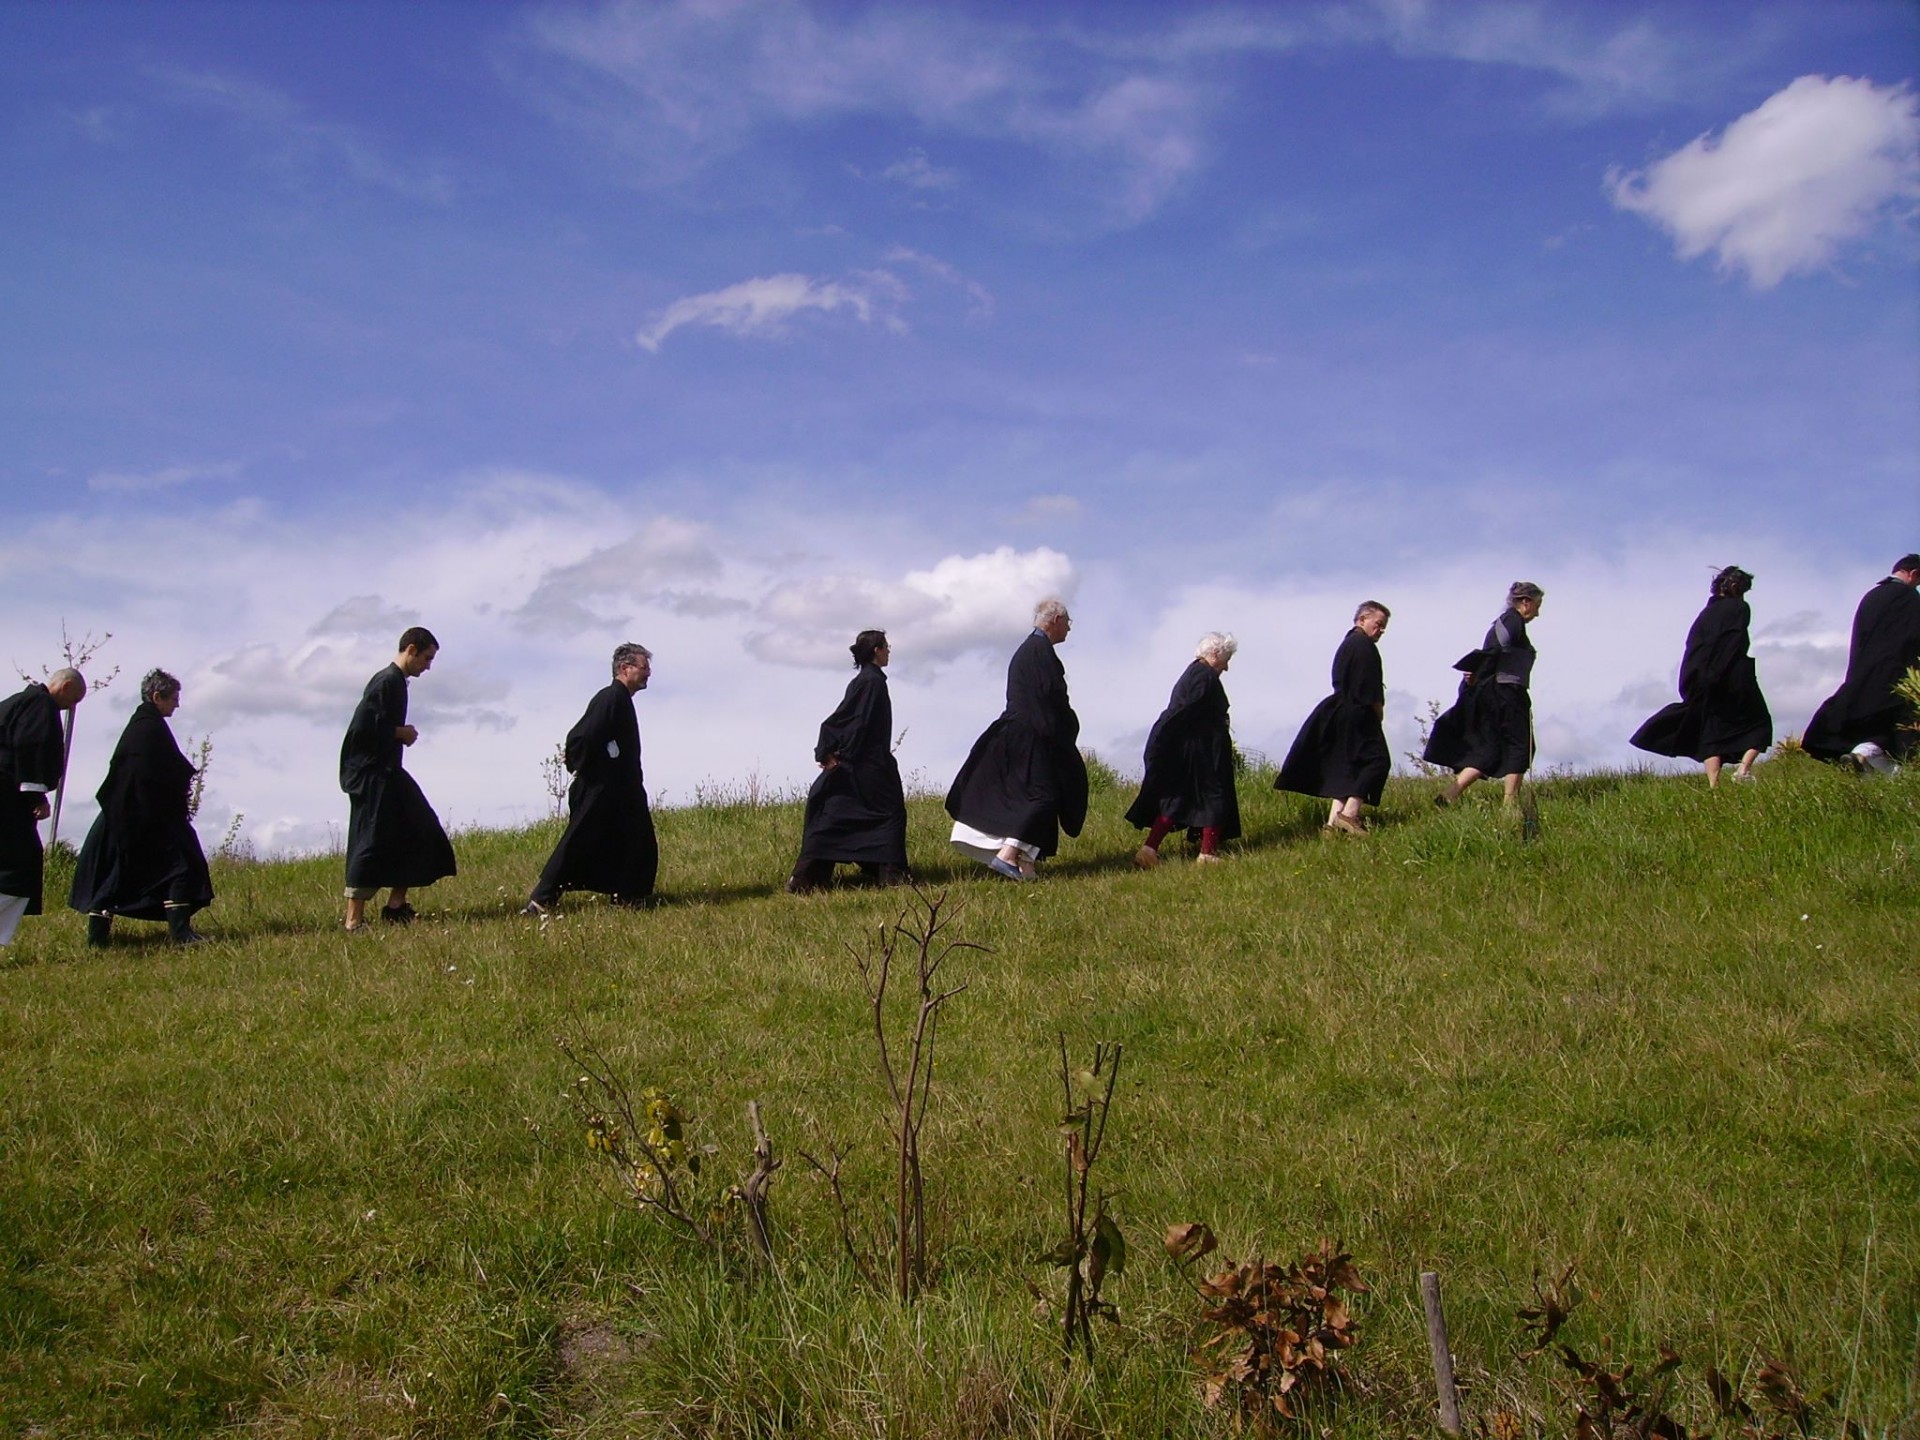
517, 0, 1211, 223
875, 149, 959, 192
636, 270, 908, 352
147, 64, 455, 203
880, 247, 993, 321
1607, 75, 1920, 288
87, 459, 245, 495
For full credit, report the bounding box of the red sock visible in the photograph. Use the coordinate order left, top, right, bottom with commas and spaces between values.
1198, 827, 1221, 856
1145, 815, 1177, 850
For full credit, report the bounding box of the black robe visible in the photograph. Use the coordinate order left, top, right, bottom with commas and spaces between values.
0, 683, 67, 912
796, 664, 908, 868
340, 665, 457, 891
1124, 659, 1241, 838
531, 681, 657, 903
1422, 608, 1535, 779
1276, 628, 1390, 806
1629, 595, 1773, 763
945, 631, 1089, 859
69, 701, 215, 919
1802, 578, 1920, 758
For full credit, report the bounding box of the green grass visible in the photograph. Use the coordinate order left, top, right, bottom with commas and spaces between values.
2, 756, 1916, 1437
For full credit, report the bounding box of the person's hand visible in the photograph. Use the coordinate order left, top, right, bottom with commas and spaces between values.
819, 754, 839, 771
29, 797, 50, 821
397, 724, 419, 746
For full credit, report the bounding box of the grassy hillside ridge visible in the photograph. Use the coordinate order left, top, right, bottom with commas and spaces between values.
2, 758, 1915, 1438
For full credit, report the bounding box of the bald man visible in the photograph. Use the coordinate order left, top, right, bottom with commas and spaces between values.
0, 668, 85, 946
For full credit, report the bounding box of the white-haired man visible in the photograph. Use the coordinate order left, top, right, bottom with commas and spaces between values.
945, 598, 1088, 880
0, 668, 86, 947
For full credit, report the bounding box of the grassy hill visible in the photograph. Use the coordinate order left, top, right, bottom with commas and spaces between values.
2, 758, 1916, 1438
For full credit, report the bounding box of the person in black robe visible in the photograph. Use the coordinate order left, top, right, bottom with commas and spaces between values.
1801, 554, 1920, 773
1629, 567, 1773, 787
526, 643, 658, 913
788, 630, 909, 894
1277, 602, 1392, 833
945, 597, 1088, 880
340, 626, 456, 931
1426, 581, 1544, 807
69, 669, 215, 945
1125, 632, 1241, 867
0, 668, 86, 948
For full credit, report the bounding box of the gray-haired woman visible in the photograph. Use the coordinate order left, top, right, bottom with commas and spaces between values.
1425, 582, 1544, 807
1125, 632, 1241, 866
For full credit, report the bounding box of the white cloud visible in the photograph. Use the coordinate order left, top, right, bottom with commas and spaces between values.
636, 272, 906, 352
518, 0, 1209, 223
513, 518, 726, 627
149, 64, 456, 203
880, 247, 994, 320
877, 150, 959, 191
1607, 75, 1920, 288
747, 545, 1078, 668
88, 460, 244, 494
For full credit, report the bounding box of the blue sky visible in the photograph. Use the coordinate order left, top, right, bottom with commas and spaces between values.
2, 0, 1916, 853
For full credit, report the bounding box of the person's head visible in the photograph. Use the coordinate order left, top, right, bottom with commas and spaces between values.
141, 668, 182, 717
1034, 597, 1073, 644
851, 629, 890, 668
612, 642, 652, 692
396, 626, 439, 677
1893, 553, 1920, 585
1507, 581, 1545, 619
1712, 566, 1755, 599
1195, 632, 1238, 672
46, 667, 86, 709
1353, 601, 1391, 639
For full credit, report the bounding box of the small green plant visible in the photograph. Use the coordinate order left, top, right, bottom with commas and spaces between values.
1038, 1035, 1124, 1364
1895, 664, 1920, 735
1167, 1226, 1368, 1427
1405, 697, 1446, 777
560, 1037, 778, 1263
541, 742, 568, 819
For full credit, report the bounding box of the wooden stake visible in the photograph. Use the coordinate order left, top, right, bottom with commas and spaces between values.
1421, 1270, 1463, 1435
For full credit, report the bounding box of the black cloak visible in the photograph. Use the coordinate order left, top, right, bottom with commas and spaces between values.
1276, 628, 1390, 806
1422, 608, 1535, 779
796, 664, 908, 868
945, 630, 1089, 859
0, 682, 67, 913
340, 664, 456, 891
1802, 578, 1920, 758
531, 681, 657, 904
1629, 595, 1773, 763
1123, 659, 1242, 838
69, 701, 215, 919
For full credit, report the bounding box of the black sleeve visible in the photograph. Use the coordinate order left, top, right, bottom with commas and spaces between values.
816, 668, 882, 763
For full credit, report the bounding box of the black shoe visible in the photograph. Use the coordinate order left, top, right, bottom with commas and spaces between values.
86, 913, 113, 948
166, 907, 208, 946
380, 902, 417, 925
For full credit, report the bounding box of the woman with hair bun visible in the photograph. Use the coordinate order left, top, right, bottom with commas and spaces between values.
787, 629, 909, 893
1630, 566, 1772, 787
1125, 632, 1242, 867
1277, 602, 1392, 834
68, 668, 215, 946
1425, 581, 1544, 807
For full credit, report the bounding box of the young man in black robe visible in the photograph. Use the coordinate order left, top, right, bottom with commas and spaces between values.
1629, 566, 1772, 786
340, 627, 457, 931
69, 669, 215, 945
1426, 582, 1544, 807
0, 668, 86, 948
788, 629, 909, 894
1126, 632, 1241, 866
525, 642, 657, 914
946, 597, 1088, 880
1802, 554, 1920, 773
1277, 602, 1392, 833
